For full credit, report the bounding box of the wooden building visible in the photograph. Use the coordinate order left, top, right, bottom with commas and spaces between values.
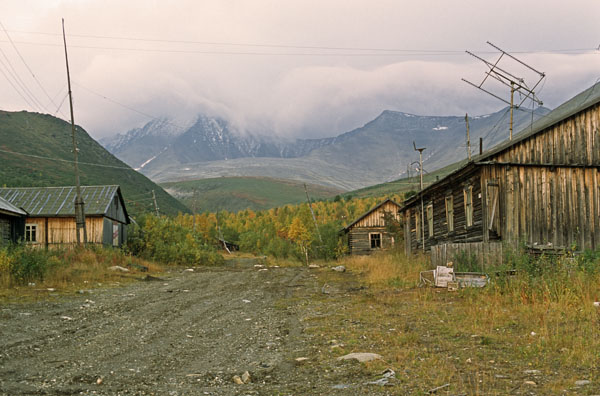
0, 185, 130, 248
401, 82, 600, 266
341, 198, 402, 255
0, 196, 26, 245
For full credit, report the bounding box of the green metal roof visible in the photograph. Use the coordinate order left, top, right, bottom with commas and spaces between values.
0, 196, 27, 216
0, 185, 123, 217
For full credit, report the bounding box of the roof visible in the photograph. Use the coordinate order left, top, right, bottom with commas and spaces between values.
0, 196, 27, 216
401, 81, 600, 210
0, 185, 126, 218
477, 81, 600, 162
342, 198, 401, 233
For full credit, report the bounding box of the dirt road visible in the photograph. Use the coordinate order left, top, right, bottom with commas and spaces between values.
0, 263, 388, 395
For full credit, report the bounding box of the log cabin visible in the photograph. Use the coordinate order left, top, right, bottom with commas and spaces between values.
0, 185, 129, 248
341, 198, 402, 255
401, 82, 600, 266
0, 196, 26, 245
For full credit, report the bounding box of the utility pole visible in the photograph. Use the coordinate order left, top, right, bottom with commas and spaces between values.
62, 19, 86, 245
413, 142, 426, 251
304, 183, 323, 244
152, 190, 159, 216
465, 113, 471, 161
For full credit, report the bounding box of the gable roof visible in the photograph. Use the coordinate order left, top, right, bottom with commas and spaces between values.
0, 185, 128, 220
0, 196, 27, 217
402, 81, 600, 209
342, 198, 401, 233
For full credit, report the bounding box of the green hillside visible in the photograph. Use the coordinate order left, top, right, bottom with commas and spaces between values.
344, 160, 466, 200
0, 110, 189, 217
161, 176, 344, 213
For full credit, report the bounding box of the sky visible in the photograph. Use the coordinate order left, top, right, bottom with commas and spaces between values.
1, 0, 599, 140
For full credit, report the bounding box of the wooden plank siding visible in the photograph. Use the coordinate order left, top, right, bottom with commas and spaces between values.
402, 89, 600, 261
431, 242, 503, 269
25, 217, 106, 246
344, 200, 401, 255
480, 165, 600, 250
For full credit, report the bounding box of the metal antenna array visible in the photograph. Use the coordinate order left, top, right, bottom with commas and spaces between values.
462, 41, 545, 140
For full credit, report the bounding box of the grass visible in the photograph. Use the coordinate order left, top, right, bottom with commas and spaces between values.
291, 250, 600, 394
161, 176, 344, 213
0, 245, 162, 301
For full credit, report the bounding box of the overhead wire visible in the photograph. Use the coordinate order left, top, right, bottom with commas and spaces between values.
0, 20, 66, 117
0, 46, 45, 111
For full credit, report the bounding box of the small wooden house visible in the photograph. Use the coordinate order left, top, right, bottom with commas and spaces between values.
0, 196, 26, 245
341, 198, 402, 255
401, 82, 600, 266
0, 185, 130, 248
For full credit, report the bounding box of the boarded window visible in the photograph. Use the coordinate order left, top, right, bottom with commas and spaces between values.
445, 195, 454, 232
415, 210, 421, 241
25, 224, 37, 242
426, 203, 434, 238
464, 186, 473, 227
370, 233, 381, 249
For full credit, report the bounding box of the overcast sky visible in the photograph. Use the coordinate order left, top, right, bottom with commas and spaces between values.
1, 0, 599, 139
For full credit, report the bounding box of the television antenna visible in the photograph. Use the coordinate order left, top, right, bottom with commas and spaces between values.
462, 41, 545, 140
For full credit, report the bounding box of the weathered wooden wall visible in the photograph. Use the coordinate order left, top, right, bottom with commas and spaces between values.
26, 217, 105, 246
493, 103, 600, 165
431, 242, 503, 269
353, 201, 401, 228
481, 165, 600, 250
406, 168, 485, 252
348, 227, 395, 255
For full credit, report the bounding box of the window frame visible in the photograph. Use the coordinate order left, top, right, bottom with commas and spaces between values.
445, 195, 454, 232
25, 223, 38, 243
369, 232, 382, 249
415, 210, 421, 242
426, 203, 434, 238
464, 185, 473, 227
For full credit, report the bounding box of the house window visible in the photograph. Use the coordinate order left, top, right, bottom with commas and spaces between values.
25, 224, 37, 243
370, 233, 381, 249
464, 186, 473, 227
426, 203, 434, 238
415, 210, 421, 241
445, 195, 454, 232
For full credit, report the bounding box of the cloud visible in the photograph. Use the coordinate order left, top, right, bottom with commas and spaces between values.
1, 0, 599, 139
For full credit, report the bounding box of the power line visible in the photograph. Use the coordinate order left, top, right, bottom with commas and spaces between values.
4, 29, 599, 55
1, 38, 598, 57
0, 46, 45, 111
0, 60, 38, 110
0, 147, 135, 169
0, 20, 65, 117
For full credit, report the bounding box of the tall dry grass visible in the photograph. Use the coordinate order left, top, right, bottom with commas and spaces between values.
342, 251, 429, 288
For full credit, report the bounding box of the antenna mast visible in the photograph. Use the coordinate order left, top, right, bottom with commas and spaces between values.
413, 141, 426, 251
462, 41, 544, 140
62, 19, 87, 244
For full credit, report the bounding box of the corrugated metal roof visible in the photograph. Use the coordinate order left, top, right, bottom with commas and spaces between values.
0, 185, 120, 217
0, 196, 27, 216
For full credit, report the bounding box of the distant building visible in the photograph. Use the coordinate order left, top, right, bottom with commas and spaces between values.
0, 196, 26, 245
0, 185, 130, 248
341, 198, 402, 255
401, 82, 600, 266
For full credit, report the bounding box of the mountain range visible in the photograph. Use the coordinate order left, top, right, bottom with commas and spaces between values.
101, 106, 549, 190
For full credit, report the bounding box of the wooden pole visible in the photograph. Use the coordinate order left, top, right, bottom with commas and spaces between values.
510, 81, 515, 140
62, 19, 86, 244
465, 113, 471, 161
